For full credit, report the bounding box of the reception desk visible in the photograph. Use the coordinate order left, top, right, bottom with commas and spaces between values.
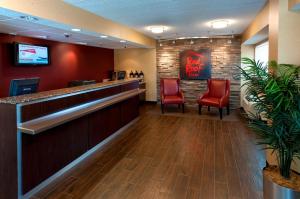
0, 79, 144, 199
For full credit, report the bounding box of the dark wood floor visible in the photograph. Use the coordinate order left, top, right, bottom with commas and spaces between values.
32, 104, 265, 199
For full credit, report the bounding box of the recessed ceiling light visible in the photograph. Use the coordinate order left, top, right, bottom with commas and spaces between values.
75, 42, 87, 45
20, 15, 38, 21
210, 19, 231, 29
147, 26, 168, 34
120, 40, 126, 43
71, 28, 81, 32
34, 35, 48, 39
178, 37, 186, 40
100, 35, 108, 38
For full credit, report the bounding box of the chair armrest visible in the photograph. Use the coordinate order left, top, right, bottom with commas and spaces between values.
178, 89, 185, 101
199, 91, 209, 100
220, 90, 230, 106
160, 91, 165, 102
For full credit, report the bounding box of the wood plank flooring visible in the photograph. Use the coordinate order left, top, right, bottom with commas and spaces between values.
32, 105, 265, 199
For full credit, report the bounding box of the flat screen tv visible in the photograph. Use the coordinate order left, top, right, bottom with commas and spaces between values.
14, 43, 50, 65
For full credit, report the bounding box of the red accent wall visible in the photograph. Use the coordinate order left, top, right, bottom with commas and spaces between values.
0, 33, 114, 97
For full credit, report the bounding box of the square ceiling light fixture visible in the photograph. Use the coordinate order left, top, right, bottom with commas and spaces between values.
210, 19, 231, 29
147, 26, 168, 34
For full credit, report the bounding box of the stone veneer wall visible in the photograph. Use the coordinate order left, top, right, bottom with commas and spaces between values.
157, 38, 241, 109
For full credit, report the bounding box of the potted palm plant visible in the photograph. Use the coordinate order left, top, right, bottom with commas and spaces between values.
239, 58, 300, 199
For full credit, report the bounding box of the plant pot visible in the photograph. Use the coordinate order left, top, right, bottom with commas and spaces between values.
263, 166, 300, 199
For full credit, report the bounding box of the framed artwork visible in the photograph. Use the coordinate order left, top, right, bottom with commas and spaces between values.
180, 49, 212, 80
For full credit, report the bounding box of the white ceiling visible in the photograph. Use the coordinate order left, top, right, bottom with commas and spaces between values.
0, 0, 267, 49
0, 8, 141, 49
64, 0, 267, 39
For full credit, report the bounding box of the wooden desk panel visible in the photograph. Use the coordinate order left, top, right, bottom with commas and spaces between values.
88, 103, 122, 148
22, 116, 89, 193
121, 95, 139, 127
0, 104, 18, 199
0, 80, 141, 198
121, 81, 139, 92
21, 85, 122, 122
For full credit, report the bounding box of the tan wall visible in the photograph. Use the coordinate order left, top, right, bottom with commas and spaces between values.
242, 3, 269, 44
269, 0, 279, 61
278, 0, 300, 65
114, 49, 157, 101
240, 45, 255, 106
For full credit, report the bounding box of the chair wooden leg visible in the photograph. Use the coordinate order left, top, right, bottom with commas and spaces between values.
198, 104, 202, 115
227, 104, 230, 115
208, 106, 210, 112
219, 108, 223, 120
161, 103, 164, 114
182, 104, 185, 113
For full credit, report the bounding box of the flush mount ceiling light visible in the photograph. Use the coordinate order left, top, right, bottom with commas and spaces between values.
75, 42, 87, 45
210, 19, 231, 29
71, 28, 81, 32
34, 35, 48, 39
147, 26, 168, 34
100, 35, 108, 38
120, 40, 126, 43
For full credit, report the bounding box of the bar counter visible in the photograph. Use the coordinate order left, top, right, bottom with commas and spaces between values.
0, 79, 143, 199
0, 79, 139, 104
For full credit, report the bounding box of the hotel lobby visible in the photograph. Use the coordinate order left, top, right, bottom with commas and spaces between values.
0, 0, 299, 199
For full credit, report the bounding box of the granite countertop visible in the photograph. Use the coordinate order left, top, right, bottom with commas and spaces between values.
0, 79, 139, 105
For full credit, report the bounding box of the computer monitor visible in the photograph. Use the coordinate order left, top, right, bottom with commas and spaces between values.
117, 71, 126, 80
9, 78, 40, 96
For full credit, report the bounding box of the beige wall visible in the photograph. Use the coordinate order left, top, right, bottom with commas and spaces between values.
240, 45, 255, 105
114, 49, 157, 101
269, 0, 279, 61
242, 3, 269, 44
278, 0, 300, 65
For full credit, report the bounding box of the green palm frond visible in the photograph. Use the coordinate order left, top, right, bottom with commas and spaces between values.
239, 57, 300, 179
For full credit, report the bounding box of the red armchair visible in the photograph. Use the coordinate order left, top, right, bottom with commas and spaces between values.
160, 78, 185, 113
197, 79, 230, 119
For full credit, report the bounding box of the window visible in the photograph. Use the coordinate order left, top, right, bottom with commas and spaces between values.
255, 41, 269, 67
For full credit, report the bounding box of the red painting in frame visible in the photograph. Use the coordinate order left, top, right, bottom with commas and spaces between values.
180, 49, 212, 80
